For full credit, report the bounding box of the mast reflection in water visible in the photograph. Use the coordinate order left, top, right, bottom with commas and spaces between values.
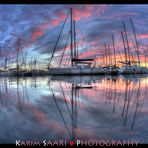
0, 75, 148, 143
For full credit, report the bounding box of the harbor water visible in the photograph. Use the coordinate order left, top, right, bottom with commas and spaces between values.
0, 75, 148, 144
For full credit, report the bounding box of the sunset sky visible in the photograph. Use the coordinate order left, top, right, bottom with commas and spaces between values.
0, 4, 148, 68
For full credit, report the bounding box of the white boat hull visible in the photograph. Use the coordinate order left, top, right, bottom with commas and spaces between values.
118, 66, 146, 74
49, 67, 106, 75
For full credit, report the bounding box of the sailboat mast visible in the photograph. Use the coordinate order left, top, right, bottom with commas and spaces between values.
122, 22, 131, 65
25, 51, 27, 70
70, 8, 73, 67
16, 38, 20, 72
130, 18, 140, 66
112, 35, 116, 66
4, 57, 7, 71
108, 44, 112, 66
121, 31, 128, 64
103, 53, 105, 67
59, 32, 70, 67
104, 44, 108, 66
48, 9, 70, 69
73, 20, 76, 66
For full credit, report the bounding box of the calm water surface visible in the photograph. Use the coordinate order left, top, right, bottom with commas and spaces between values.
0, 75, 148, 143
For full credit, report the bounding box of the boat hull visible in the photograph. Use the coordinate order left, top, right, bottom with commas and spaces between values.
48, 67, 106, 75
118, 66, 147, 74
0, 71, 25, 76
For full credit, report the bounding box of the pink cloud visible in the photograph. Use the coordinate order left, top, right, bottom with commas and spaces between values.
50, 9, 66, 27
79, 50, 98, 59
31, 23, 49, 41
49, 5, 109, 27
31, 29, 44, 42
139, 33, 148, 39
39, 23, 49, 30
55, 9, 67, 21
51, 19, 59, 27
72, 5, 92, 21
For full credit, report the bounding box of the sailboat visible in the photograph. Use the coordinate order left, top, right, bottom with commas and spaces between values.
47, 8, 105, 75
118, 19, 146, 74
102, 40, 119, 75
0, 39, 27, 76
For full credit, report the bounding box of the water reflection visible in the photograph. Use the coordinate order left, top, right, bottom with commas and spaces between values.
0, 75, 148, 143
